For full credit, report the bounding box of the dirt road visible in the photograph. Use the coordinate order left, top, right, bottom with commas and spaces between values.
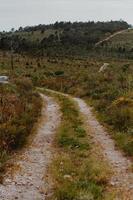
0, 90, 132, 199
95, 29, 127, 47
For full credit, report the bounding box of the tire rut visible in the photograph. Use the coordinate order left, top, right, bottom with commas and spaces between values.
0, 94, 61, 200
74, 97, 133, 199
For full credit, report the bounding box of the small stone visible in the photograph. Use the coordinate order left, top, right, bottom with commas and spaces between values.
129, 185, 133, 189
5, 179, 11, 184
110, 181, 116, 186
45, 192, 48, 196
64, 175, 72, 180
39, 190, 44, 194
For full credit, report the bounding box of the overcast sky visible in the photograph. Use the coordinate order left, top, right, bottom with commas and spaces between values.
0, 0, 132, 31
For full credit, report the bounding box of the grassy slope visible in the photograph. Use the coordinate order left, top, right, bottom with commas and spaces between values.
13, 29, 61, 42
106, 29, 133, 49
97, 29, 133, 58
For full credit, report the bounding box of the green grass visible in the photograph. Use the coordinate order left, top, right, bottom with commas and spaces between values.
114, 132, 133, 156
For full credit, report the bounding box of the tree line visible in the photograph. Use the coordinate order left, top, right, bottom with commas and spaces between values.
0, 20, 130, 57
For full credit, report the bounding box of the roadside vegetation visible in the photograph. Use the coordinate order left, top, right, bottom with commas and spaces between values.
84, 63, 133, 157
0, 79, 42, 181
0, 50, 133, 157
42, 90, 112, 200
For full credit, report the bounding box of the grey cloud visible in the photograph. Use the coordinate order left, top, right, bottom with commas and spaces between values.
0, 0, 132, 31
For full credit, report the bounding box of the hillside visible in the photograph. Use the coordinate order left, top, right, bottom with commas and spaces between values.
0, 21, 130, 56
96, 29, 133, 58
